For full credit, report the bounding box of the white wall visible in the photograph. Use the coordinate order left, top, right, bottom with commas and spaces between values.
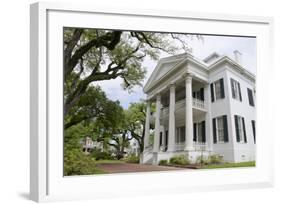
225, 68, 256, 162
208, 65, 235, 161
0, 1, 280, 205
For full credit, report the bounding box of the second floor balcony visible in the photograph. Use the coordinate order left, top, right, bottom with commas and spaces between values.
161, 97, 206, 117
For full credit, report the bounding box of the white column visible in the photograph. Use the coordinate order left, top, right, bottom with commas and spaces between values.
144, 101, 151, 150
153, 94, 161, 152
185, 74, 194, 150
204, 84, 213, 151
167, 84, 175, 151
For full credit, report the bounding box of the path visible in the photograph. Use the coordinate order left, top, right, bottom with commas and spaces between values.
96, 163, 185, 174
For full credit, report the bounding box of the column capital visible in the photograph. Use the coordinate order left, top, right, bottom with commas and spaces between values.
156, 93, 161, 100
183, 72, 194, 81
145, 98, 151, 104
168, 82, 176, 90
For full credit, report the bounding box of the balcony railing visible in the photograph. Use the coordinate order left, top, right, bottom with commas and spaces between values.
192, 98, 205, 110
156, 142, 207, 152
193, 142, 207, 151
161, 98, 206, 116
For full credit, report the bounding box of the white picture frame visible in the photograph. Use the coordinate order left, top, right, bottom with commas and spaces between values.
30, 2, 274, 202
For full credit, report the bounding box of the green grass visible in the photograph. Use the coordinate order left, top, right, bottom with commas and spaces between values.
202, 161, 255, 169
88, 169, 107, 174
94, 159, 126, 164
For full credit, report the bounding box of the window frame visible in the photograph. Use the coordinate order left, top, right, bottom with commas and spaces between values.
235, 115, 247, 143
214, 79, 222, 101
216, 117, 225, 143
231, 78, 242, 101
247, 88, 255, 106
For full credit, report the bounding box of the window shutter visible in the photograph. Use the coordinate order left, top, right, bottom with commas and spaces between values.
252, 120, 256, 143
248, 88, 254, 106
223, 115, 229, 142
192, 91, 196, 98
242, 117, 247, 143
210, 83, 214, 102
238, 82, 242, 101
193, 123, 197, 142
212, 118, 217, 143
165, 130, 169, 147
200, 88, 204, 101
231, 79, 235, 98
235, 115, 240, 142
160, 132, 163, 146
202, 121, 206, 143
220, 78, 225, 98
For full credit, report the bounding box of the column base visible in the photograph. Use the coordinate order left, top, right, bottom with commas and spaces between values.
184, 146, 194, 151
152, 152, 158, 165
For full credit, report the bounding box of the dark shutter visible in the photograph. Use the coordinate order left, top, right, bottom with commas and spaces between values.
252, 120, 256, 143
231, 79, 235, 98
223, 115, 229, 142
238, 82, 242, 101
160, 132, 163, 146
202, 121, 206, 143
242, 117, 247, 143
235, 115, 240, 142
193, 123, 197, 142
220, 78, 225, 99
213, 118, 217, 143
248, 88, 254, 106
192, 91, 196, 98
200, 88, 204, 101
210, 83, 214, 102
165, 130, 169, 149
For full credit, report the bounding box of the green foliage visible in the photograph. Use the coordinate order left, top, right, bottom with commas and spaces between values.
202, 161, 255, 169
90, 149, 114, 160
196, 155, 210, 165
208, 154, 223, 164
169, 155, 190, 165
64, 85, 123, 130
124, 154, 140, 163
159, 159, 168, 166
64, 148, 104, 176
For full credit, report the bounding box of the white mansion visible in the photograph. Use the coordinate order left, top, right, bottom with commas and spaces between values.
140, 51, 256, 165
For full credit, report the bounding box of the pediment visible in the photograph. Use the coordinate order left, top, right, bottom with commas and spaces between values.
144, 56, 186, 92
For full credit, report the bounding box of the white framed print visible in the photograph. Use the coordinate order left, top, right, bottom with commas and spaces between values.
30, 1, 274, 202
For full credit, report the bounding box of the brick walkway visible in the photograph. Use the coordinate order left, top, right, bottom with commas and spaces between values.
96, 163, 185, 174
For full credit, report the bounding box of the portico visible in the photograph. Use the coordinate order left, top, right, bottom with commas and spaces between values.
142, 71, 210, 164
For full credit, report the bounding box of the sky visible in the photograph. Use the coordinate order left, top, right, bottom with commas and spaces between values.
93, 34, 256, 109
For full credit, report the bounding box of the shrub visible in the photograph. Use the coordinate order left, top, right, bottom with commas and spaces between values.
64, 148, 100, 176
91, 149, 114, 160
159, 159, 168, 166
169, 155, 190, 165
208, 154, 223, 164
196, 155, 210, 165
125, 154, 140, 163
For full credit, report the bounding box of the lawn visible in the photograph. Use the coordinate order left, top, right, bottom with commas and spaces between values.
202, 161, 255, 169
94, 159, 126, 164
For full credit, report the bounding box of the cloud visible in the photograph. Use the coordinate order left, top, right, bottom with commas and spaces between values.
93, 34, 256, 109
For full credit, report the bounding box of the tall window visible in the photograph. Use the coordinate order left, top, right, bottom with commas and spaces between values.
192, 87, 204, 101
234, 115, 247, 143
176, 126, 185, 143
252, 120, 256, 143
231, 78, 242, 101
213, 115, 228, 143
217, 117, 224, 142
193, 121, 206, 143
247, 88, 255, 106
210, 78, 225, 102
